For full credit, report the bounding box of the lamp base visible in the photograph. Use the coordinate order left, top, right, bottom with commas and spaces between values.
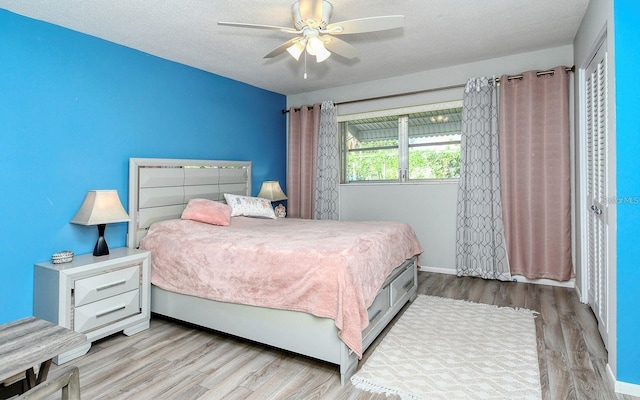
93, 224, 110, 256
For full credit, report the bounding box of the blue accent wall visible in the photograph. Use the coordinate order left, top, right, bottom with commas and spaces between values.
0, 10, 286, 323
614, 0, 640, 386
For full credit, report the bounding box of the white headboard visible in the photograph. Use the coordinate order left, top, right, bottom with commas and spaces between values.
127, 158, 252, 248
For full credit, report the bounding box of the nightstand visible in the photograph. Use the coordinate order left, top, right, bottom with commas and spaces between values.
34, 247, 150, 364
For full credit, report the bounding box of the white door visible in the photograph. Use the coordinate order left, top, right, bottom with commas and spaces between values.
584, 41, 608, 347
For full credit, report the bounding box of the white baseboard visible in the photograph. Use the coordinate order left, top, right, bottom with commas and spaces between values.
616, 379, 640, 396
419, 265, 457, 275
607, 363, 615, 387
574, 284, 587, 304
616, 380, 640, 397
605, 343, 640, 397
418, 266, 576, 288
510, 275, 575, 288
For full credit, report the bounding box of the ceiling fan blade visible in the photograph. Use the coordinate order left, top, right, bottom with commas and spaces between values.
326, 15, 404, 35
264, 37, 302, 59
298, 0, 323, 25
218, 21, 299, 34
322, 35, 358, 59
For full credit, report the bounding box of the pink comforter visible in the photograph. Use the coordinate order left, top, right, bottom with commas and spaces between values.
140, 216, 422, 357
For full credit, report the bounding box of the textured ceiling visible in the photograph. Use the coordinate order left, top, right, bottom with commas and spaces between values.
0, 0, 590, 95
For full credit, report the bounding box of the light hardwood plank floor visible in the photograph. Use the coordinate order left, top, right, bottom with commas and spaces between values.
45, 272, 637, 400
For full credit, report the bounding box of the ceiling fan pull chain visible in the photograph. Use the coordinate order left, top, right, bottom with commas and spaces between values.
304, 50, 308, 79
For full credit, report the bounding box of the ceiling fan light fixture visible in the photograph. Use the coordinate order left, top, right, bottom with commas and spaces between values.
315, 47, 331, 62
306, 36, 331, 62
286, 39, 307, 61
305, 36, 319, 55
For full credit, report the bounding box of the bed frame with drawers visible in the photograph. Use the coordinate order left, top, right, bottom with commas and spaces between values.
126, 158, 418, 384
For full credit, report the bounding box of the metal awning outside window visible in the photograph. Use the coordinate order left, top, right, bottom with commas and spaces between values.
344, 108, 462, 142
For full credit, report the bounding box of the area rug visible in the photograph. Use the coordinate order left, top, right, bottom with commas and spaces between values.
351, 295, 541, 400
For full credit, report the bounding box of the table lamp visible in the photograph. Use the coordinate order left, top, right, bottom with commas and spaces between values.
257, 181, 288, 217
70, 190, 130, 256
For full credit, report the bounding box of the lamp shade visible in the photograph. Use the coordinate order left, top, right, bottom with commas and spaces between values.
70, 190, 130, 226
257, 181, 288, 202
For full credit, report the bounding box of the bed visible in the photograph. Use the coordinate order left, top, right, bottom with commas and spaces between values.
126, 158, 422, 384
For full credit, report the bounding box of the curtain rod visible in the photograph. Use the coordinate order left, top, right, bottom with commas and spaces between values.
494, 65, 575, 83
281, 83, 465, 114
282, 65, 575, 114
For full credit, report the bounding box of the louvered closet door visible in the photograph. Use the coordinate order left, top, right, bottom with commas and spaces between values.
585, 41, 608, 347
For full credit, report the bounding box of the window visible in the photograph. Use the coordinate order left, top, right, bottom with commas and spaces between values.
340, 101, 462, 183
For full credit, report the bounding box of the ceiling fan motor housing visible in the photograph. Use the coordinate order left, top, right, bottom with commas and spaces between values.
292, 0, 333, 30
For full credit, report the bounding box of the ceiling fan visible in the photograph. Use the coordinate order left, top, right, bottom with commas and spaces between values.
218, 0, 404, 64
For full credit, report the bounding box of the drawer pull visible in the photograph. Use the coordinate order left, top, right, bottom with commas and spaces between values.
369, 309, 382, 323
402, 279, 414, 290
96, 280, 127, 291
96, 305, 126, 318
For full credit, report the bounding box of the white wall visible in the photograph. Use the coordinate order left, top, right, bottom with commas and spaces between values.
287, 45, 574, 112
340, 182, 458, 270
288, 45, 574, 271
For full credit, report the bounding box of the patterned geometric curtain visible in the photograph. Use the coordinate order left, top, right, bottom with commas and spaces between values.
455, 77, 511, 281
314, 101, 340, 220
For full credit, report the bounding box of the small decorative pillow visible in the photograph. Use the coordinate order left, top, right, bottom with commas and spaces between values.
223, 193, 276, 219
181, 198, 232, 226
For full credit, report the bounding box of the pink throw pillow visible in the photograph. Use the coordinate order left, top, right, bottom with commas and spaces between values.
181, 198, 232, 226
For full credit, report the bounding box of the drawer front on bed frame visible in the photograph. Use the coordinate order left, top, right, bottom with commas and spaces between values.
363, 286, 390, 337
390, 265, 416, 306
33, 248, 151, 364
362, 257, 417, 350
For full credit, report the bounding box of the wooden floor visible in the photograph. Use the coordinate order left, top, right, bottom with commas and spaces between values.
46, 272, 637, 400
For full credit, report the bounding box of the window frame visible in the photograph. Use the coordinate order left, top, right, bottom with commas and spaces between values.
338, 100, 463, 184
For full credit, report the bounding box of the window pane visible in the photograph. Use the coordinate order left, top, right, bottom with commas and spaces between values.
409, 142, 461, 179
407, 108, 462, 179
339, 102, 462, 183
346, 148, 399, 181
343, 115, 399, 182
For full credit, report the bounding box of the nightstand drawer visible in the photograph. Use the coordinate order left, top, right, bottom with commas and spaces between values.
74, 289, 140, 333
75, 265, 140, 307
390, 265, 415, 306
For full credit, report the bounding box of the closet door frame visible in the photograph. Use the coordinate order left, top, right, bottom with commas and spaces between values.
578, 31, 615, 351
